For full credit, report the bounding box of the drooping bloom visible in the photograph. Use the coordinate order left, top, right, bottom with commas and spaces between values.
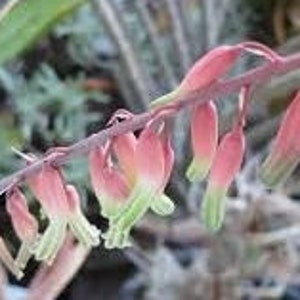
151, 45, 243, 107
104, 126, 165, 248
261, 92, 300, 186
179, 45, 242, 94
151, 42, 282, 108
89, 124, 175, 249
89, 141, 131, 219
6, 188, 39, 269
186, 101, 218, 181
201, 126, 245, 231
27, 163, 100, 264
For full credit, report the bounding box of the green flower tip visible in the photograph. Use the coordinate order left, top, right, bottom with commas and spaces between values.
201, 187, 226, 232
260, 155, 299, 188
186, 159, 210, 182
150, 194, 175, 216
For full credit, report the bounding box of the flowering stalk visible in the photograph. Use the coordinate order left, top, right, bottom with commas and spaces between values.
0, 43, 299, 198
261, 92, 300, 186
0, 42, 298, 274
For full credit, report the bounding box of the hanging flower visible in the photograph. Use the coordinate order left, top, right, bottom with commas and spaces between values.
261, 92, 300, 186
151, 42, 282, 108
27, 163, 100, 264
151, 45, 243, 107
6, 187, 39, 269
103, 126, 166, 248
201, 126, 245, 231
186, 101, 218, 181
89, 123, 175, 249
89, 142, 131, 219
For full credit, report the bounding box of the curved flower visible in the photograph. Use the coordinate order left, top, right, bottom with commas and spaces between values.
186, 101, 218, 181
151, 125, 175, 216
103, 126, 166, 248
27, 163, 100, 264
151, 45, 243, 107
151, 42, 282, 108
6, 188, 39, 269
179, 45, 242, 94
201, 126, 245, 231
89, 144, 130, 218
261, 92, 300, 186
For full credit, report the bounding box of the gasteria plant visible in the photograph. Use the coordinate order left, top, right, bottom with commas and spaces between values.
1, 41, 300, 277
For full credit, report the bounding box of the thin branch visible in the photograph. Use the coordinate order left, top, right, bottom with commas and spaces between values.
0, 53, 300, 194
165, 0, 192, 72
136, 0, 178, 89
91, 0, 151, 108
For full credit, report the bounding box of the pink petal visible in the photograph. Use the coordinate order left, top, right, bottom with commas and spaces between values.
187, 101, 218, 181
6, 188, 38, 243
88, 146, 107, 198
89, 147, 129, 201
160, 125, 174, 191
27, 164, 70, 217
209, 126, 245, 189
179, 45, 242, 94
113, 132, 137, 186
261, 92, 300, 185
135, 127, 165, 190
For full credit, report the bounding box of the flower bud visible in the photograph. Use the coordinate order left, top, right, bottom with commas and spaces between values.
179, 46, 242, 94
261, 92, 300, 186
186, 101, 218, 181
201, 127, 245, 231
150, 45, 242, 107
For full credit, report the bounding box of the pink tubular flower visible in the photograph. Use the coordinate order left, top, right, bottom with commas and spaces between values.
151, 42, 282, 108
6, 188, 39, 269
151, 45, 243, 107
89, 126, 175, 223
186, 101, 218, 181
103, 126, 165, 248
89, 144, 130, 218
179, 45, 242, 94
27, 163, 100, 264
201, 126, 245, 231
261, 92, 300, 186
92, 124, 174, 249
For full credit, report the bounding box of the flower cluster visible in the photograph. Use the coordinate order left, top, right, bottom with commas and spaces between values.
2, 41, 298, 278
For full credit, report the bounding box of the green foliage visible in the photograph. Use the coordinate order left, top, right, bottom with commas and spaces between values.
0, 0, 86, 65
0, 65, 108, 143
55, 5, 113, 66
